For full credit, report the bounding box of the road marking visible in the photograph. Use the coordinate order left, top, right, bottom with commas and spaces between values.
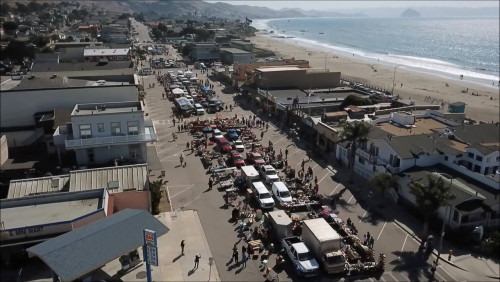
330, 183, 342, 195
174, 195, 201, 212
288, 148, 301, 158
157, 145, 179, 154
377, 221, 388, 240
167, 184, 193, 188
434, 269, 446, 282
400, 234, 408, 256
311, 163, 319, 170
359, 210, 368, 222
346, 195, 354, 204
386, 273, 398, 282
318, 172, 331, 184
273, 136, 287, 145
170, 185, 196, 198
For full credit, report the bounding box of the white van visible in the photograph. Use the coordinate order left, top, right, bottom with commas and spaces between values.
177, 70, 184, 76
194, 103, 205, 115
241, 165, 260, 185
252, 182, 275, 209
272, 182, 292, 204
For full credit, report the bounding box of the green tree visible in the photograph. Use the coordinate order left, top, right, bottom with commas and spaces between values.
370, 173, 399, 201
1, 41, 35, 61
66, 35, 74, 42
339, 121, 371, 181
409, 175, 455, 237
149, 180, 163, 215
31, 36, 50, 48
340, 94, 373, 109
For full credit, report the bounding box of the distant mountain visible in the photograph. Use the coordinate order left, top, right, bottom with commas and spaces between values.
341, 6, 499, 18
279, 8, 367, 18
125, 0, 306, 20
401, 8, 421, 18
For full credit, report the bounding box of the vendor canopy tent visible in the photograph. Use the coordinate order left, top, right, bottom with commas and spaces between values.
169, 84, 180, 89
176, 98, 194, 111
172, 88, 184, 95
184, 71, 194, 77
201, 87, 211, 92
27, 209, 168, 282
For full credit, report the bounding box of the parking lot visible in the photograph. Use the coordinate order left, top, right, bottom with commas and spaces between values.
133, 21, 472, 282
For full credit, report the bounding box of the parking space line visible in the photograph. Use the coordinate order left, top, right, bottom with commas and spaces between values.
400, 234, 408, 256
318, 172, 331, 184
273, 136, 287, 145
346, 195, 354, 204
439, 264, 458, 281
359, 210, 368, 222
157, 145, 179, 154
330, 183, 342, 195
386, 272, 398, 281
289, 148, 302, 158
174, 195, 201, 212
377, 221, 388, 240
169, 185, 196, 198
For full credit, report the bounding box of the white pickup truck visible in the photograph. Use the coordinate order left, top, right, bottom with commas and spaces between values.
259, 165, 280, 185
281, 236, 320, 277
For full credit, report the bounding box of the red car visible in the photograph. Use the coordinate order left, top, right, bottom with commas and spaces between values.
217, 138, 232, 152
246, 152, 265, 165
229, 151, 245, 167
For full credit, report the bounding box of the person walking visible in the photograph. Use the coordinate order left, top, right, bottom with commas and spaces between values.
208, 177, 213, 190
194, 253, 201, 269
178, 125, 181, 132
260, 131, 264, 140
369, 236, 375, 249
181, 240, 185, 255
186, 142, 190, 150
242, 245, 247, 255
285, 149, 289, 159
179, 154, 184, 167
230, 104, 233, 111
241, 252, 247, 268
173, 118, 176, 126
233, 249, 239, 265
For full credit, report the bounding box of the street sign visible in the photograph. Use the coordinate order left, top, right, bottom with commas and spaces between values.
146, 245, 159, 266
144, 229, 157, 246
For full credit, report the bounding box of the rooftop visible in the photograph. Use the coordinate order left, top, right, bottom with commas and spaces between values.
31, 61, 134, 73
83, 48, 130, 57
69, 164, 148, 194
376, 118, 449, 136
220, 48, 250, 54
1, 76, 134, 91
72, 101, 143, 116
256, 66, 303, 72
8, 175, 70, 199
0, 189, 105, 230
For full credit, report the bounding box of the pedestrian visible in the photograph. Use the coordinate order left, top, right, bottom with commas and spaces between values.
225, 105, 228, 111
181, 240, 185, 255
448, 250, 453, 261
233, 249, 239, 265
178, 125, 181, 132
208, 177, 213, 190
241, 252, 247, 268
260, 131, 264, 140
186, 142, 190, 150
369, 236, 375, 249
301, 158, 305, 170
230, 104, 233, 111
430, 261, 437, 276
266, 123, 269, 131
242, 245, 246, 254
285, 149, 289, 159
162, 93, 165, 99
194, 253, 201, 269
179, 154, 184, 166
173, 118, 176, 125
314, 176, 318, 185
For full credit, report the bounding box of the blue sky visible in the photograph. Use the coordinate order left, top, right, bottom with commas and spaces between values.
205, 1, 499, 11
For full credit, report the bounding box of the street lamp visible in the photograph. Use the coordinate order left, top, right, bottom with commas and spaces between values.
436, 204, 452, 266
391, 64, 402, 95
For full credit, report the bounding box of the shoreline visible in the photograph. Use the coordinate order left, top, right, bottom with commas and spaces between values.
253, 18, 500, 88
249, 33, 499, 123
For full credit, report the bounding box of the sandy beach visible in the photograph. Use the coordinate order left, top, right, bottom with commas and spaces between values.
250, 33, 499, 122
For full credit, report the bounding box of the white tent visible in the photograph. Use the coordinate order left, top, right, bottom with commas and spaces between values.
169, 84, 180, 89
184, 71, 194, 78
172, 88, 184, 95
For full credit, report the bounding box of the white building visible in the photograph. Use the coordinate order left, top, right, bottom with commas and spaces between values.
53, 101, 156, 165
83, 48, 131, 62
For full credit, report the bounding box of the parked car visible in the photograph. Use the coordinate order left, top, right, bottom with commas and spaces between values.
229, 151, 245, 167
272, 182, 292, 204
226, 129, 239, 140
251, 181, 275, 209
246, 152, 265, 165
193, 103, 205, 115
282, 236, 320, 277
216, 138, 232, 152
232, 140, 245, 152
259, 165, 279, 184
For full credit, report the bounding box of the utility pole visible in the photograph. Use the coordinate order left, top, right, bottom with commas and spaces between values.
436, 205, 452, 266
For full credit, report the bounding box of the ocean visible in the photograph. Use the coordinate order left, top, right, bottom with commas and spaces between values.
252, 17, 500, 86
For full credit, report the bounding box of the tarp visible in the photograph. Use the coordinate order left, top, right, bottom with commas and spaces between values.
201, 87, 211, 92
169, 84, 180, 89
202, 126, 213, 132
172, 88, 184, 95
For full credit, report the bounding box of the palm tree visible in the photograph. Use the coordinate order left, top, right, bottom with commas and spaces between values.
339, 121, 371, 181
371, 173, 399, 200
409, 175, 455, 237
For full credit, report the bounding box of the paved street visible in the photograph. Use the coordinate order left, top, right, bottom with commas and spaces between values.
133, 20, 497, 282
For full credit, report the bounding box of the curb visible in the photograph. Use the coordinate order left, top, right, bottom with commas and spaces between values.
393, 219, 468, 272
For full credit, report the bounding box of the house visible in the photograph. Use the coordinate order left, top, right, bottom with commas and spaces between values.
253, 66, 341, 90
83, 48, 131, 62
230, 40, 254, 52
220, 48, 254, 65
53, 101, 156, 166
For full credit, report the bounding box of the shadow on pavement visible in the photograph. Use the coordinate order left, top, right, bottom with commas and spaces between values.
391, 250, 428, 282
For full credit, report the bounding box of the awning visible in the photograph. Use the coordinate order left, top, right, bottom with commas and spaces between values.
27, 209, 168, 282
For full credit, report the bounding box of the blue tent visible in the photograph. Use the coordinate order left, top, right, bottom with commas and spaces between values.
201, 87, 211, 92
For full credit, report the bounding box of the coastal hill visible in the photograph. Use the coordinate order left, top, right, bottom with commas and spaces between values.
401, 8, 421, 18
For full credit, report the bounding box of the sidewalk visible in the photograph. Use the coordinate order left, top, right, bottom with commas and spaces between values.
329, 164, 500, 279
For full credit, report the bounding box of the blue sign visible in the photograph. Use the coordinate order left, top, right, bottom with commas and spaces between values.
143, 229, 158, 282
146, 245, 159, 266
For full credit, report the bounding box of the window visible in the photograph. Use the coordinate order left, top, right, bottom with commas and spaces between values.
129, 144, 141, 159
97, 123, 104, 132
358, 157, 365, 165
87, 148, 94, 163
456, 154, 463, 158
79, 124, 92, 139
467, 152, 474, 158
475, 155, 483, 162
444, 156, 449, 161
111, 122, 121, 136
128, 121, 139, 135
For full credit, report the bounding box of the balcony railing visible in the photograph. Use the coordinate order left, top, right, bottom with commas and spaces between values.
65, 133, 157, 149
